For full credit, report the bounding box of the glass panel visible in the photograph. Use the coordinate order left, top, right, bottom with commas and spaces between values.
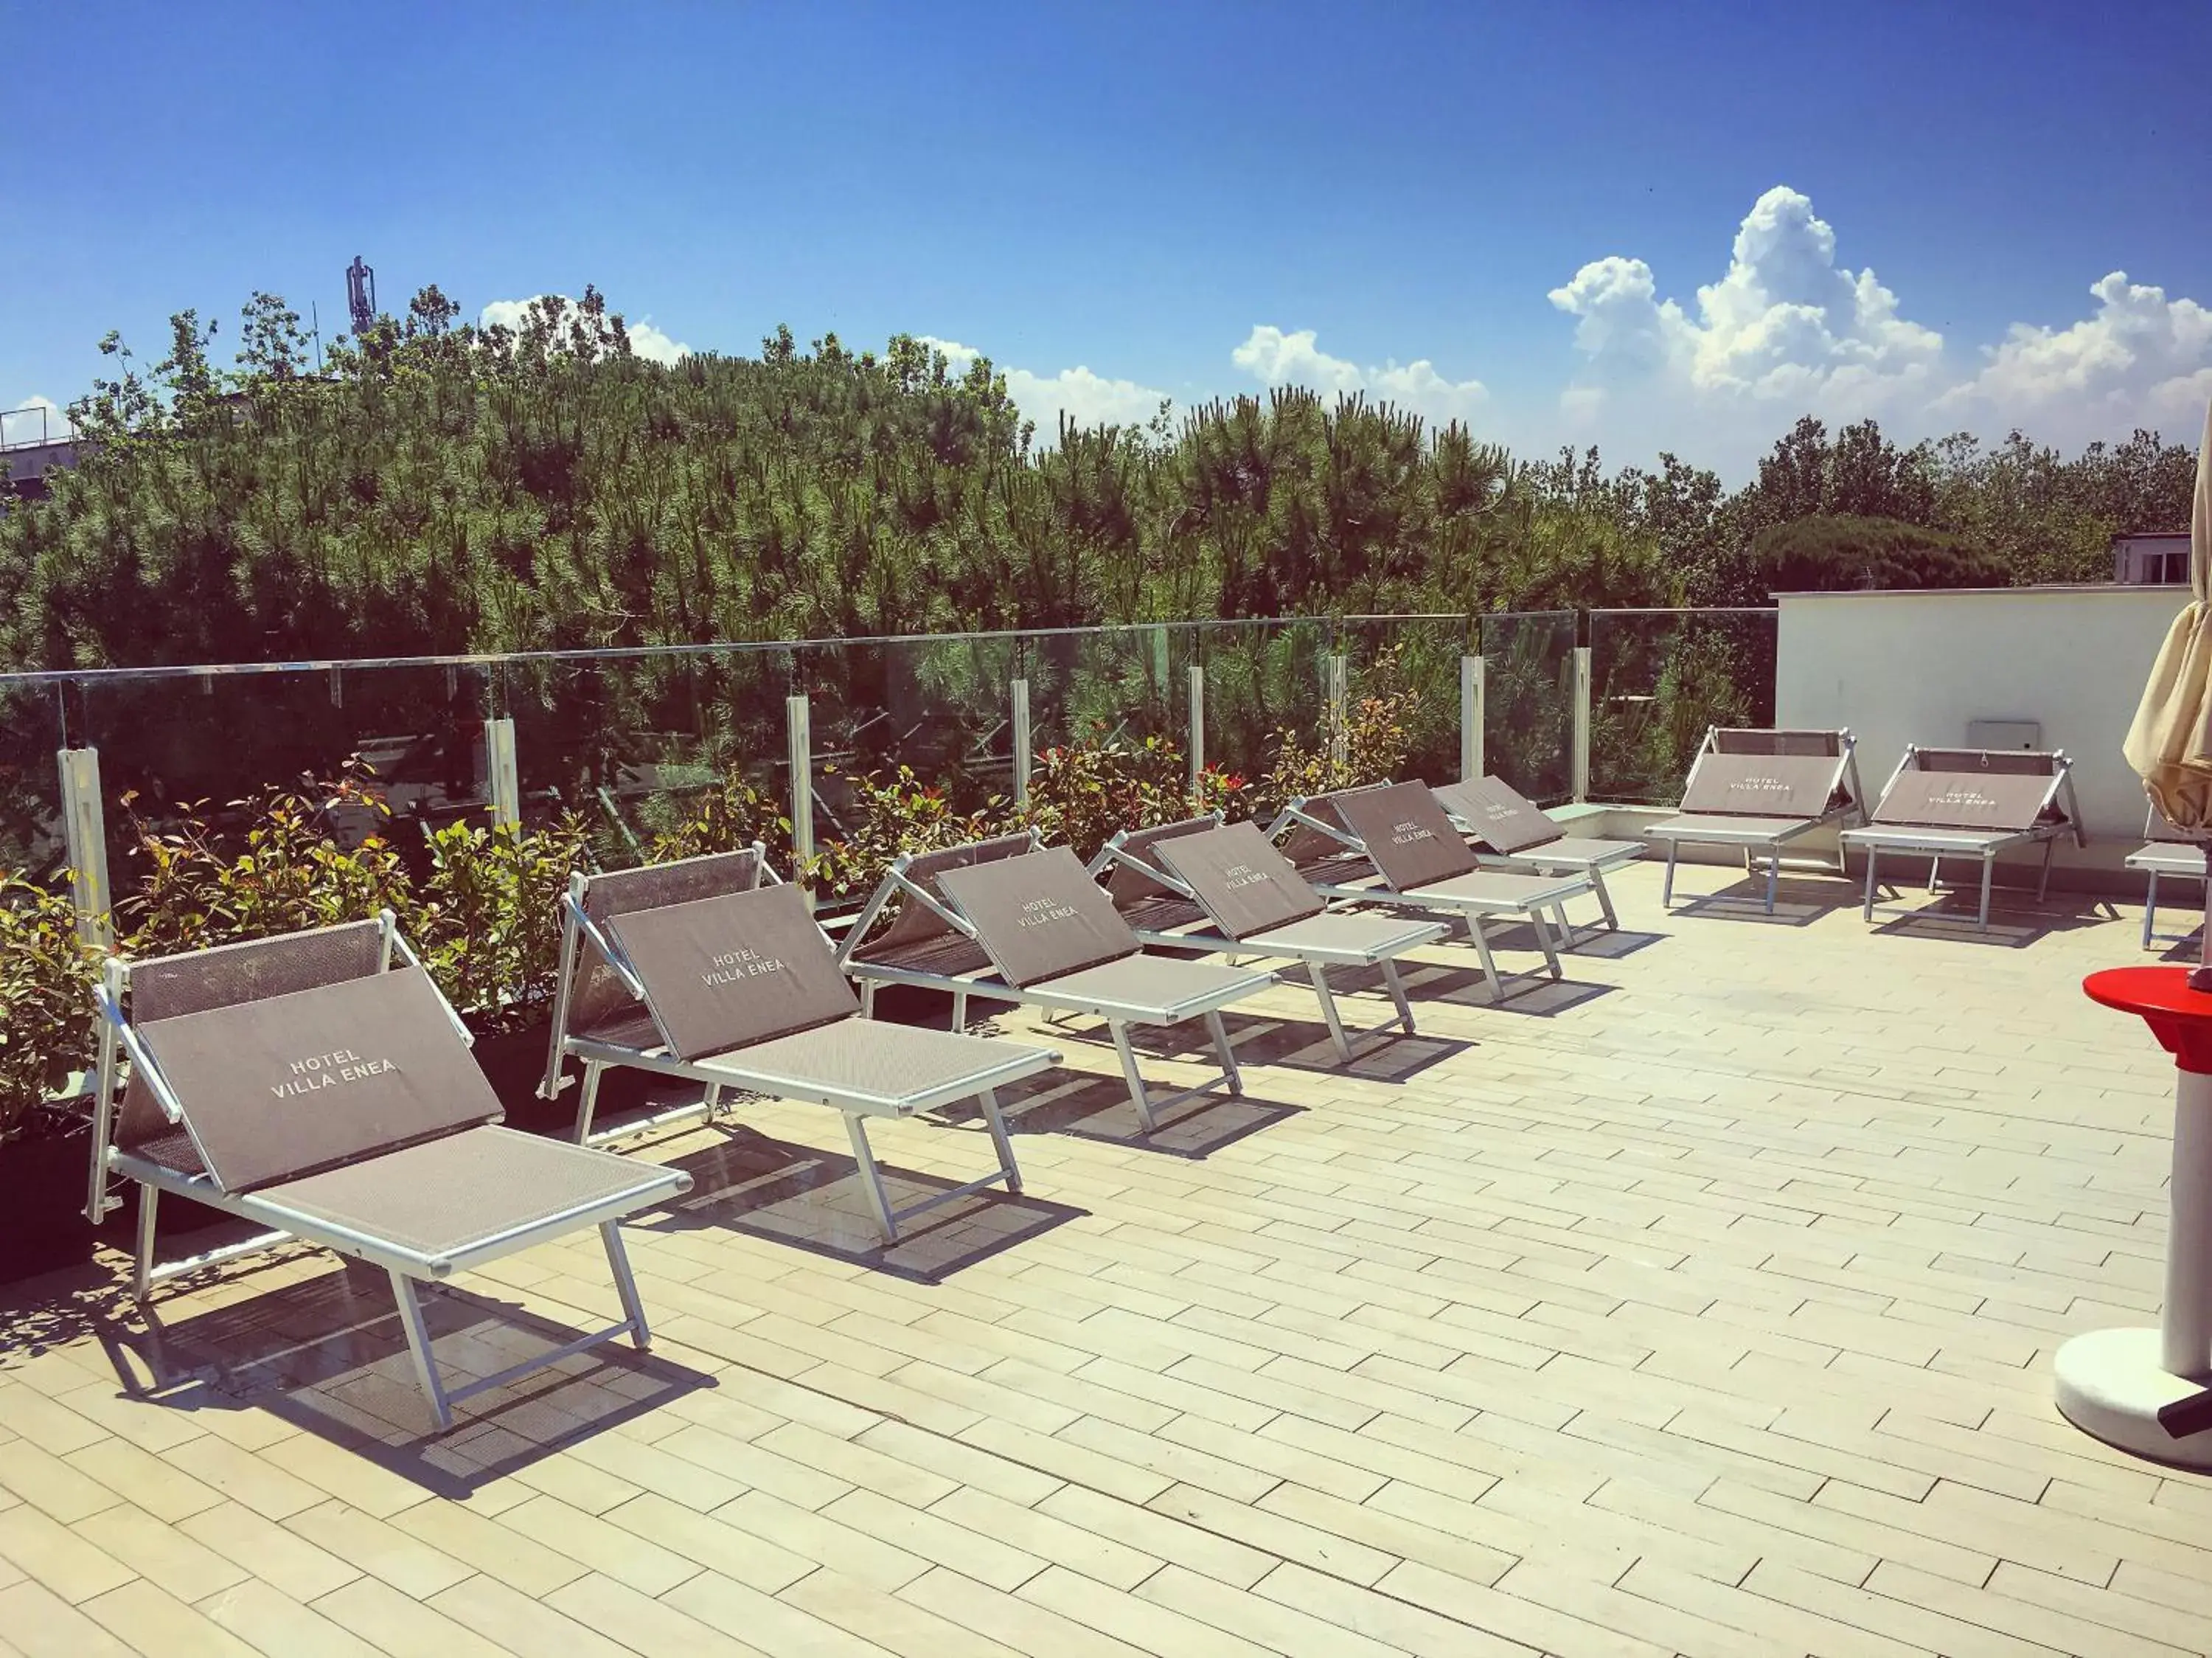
1190, 618, 1329, 797
1587, 609, 1779, 803
0, 681, 67, 883
1338, 614, 1472, 786
1478, 611, 1576, 804
501, 648, 790, 870
80, 663, 494, 892
803, 632, 1018, 820
1023, 624, 1180, 763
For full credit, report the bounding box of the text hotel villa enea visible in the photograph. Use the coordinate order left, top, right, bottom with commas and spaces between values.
274, 1050, 395, 1097
1018, 898, 1078, 929
704, 947, 784, 986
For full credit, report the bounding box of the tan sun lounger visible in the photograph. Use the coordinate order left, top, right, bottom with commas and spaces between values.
1267, 782, 1590, 1002
1642, 727, 1866, 914
837, 836, 1275, 1133
540, 847, 1060, 1242
1089, 815, 1447, 1060
2126, 807, 2209, 951
1430, 775, 1642, 942
1840, 746, 2084, 931
84, 914, 691, 1432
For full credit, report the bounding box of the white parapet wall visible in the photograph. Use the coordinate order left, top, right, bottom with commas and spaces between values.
1775, 583, 2185, 887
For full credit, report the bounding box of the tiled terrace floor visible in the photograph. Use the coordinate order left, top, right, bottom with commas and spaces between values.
2, 860, 2208, 1657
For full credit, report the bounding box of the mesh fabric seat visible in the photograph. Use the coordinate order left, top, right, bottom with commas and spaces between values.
1840, 746, 2083, 931
1641, 728, 1865, 915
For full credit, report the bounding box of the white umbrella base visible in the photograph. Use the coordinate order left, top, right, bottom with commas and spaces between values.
2054, 1327, 2212, 1470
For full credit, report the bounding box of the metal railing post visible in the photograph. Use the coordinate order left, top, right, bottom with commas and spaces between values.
1571, 645, 1593, 803
1460, 655, 1484, 781
1010, 676, 1032, 806
786, 693, 815, 909
484, 717, 521, 828
57, 746, 113, 948
1188, 665, 1205, 798
1326, 653, 1349, 770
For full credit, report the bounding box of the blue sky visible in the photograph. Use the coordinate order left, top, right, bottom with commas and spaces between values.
5, 1, 2208, 477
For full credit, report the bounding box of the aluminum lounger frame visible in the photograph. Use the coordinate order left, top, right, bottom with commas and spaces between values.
1842, 746, 2084, 932
835, 840, 1266, 1134
1429, 780, 1643, 943
1647, 727, 1867, 915
1265, 796, 1584, 1002
540, 853, 1050, 1243
2126, 806, 2210, 952
1085, 818, 1440, 1062
83, 912, 685, 1432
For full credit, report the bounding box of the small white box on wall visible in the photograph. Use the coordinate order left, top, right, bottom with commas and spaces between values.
1966, 718, 2042, 751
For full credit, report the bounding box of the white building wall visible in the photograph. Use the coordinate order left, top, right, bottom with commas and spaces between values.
1775, 584, 2186, 877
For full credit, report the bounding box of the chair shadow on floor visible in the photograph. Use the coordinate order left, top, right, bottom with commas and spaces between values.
1110, 997, 1471, 1084
1388, 959, 1615, 1018
80, 1249, 714, 1499
1870, 889, 2119, 948
1662, 873, 1857, 926
1532, 923, 1668, 962
645, 1123, 1085, 1283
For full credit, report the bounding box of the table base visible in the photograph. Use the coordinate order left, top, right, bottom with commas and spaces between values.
2054, 1327, 2212, 1471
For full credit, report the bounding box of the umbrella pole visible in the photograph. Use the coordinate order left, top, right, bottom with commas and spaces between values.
2195, 847, 2212, 993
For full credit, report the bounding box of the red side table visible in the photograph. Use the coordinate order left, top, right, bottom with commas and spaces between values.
2060, 966, 2212, 1467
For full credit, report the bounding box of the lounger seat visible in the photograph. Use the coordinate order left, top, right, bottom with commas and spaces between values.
1090, 816, 1445, 1060
1643, 728, 1867, 915
86, 916, 690, 1433
544, 848, 1061, 1241
1430, 776, 1641, 941
255, 1125, 676, 1272
1269, 782, 1589, 1001
838, 836, 1275, 1133
1840, 746, 2084, 931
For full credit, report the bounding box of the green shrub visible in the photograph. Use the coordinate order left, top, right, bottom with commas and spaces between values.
0, 875, 101, 1140
808, 765, 1012, 902
419, 815, 591, 1033
1246, 648, 1420, 821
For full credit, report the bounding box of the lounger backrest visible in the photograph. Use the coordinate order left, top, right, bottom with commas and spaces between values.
1430, 777, 1559, 855
568, 850, 770, 1042
1102, 816, 1218, 904
1679, 748, 1843, 818
866, 833, 1037, 954
605, 883, 858, 1061
1713, 728, 1843, 757
1330, 781, 1478, 891
1278, 785, 1389, 879
118, 920, 389, 1159
1874, 748, 2065, 831
1155, 822, 1324, 939
936, 847, 1140, 988
132, 962, 499, 1194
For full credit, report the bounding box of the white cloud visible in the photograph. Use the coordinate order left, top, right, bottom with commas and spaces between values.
478, 296, 689, 364
1, 395, 72, 448
920, 336, 1169, 440
1232, 325, 1487, 423
1543, 185, 2212, 470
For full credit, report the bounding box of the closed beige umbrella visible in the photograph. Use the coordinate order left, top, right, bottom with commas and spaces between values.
2124, 398, 2212, 974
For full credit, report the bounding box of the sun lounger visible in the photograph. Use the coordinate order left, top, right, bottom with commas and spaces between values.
837, 836, 1275, 1133
2126, 807, 2209, 951
1430, 775, 1643, 942
1089, 815, 1447, 1060
540, 847, 1060, 1242
1267, 782, 1590, 1002
1840, 746, 2084, 931
1642, 727, 1866, 914
83, 914, 690, 1432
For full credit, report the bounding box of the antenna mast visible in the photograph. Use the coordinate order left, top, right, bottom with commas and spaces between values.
345, 256, 377, 336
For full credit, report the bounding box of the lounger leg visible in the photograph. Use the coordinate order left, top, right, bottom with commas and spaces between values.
2146, 869, 2161, 951
1206, 1009, 1244, 1096
1527, 910, 1563, 980
1379, 958, 1416, 1034
1108, 1021, 1161, 1133
1765, 853, 1779, 915
1927, 853, 1941, 894
2037, 836, 2056, 903
860, 979, 877, 1019
1862, 844, 1879, 922
133, 1184, 159, 1302
1662, 840, 1679, 909
387, 1270, 455, 1433
1588, 865, 1618, 932
1307, 962, 1353, 1062
1978, 856, 1994, 932
600, 1221, 653, 1351
978, 1088, 1023, 1195
1551, 901, 1577, 952
843, 1113, 900, 1243
1464, 915, 1504, 1002
951, 990, 969, 1032
575, 1061, 605, 1145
